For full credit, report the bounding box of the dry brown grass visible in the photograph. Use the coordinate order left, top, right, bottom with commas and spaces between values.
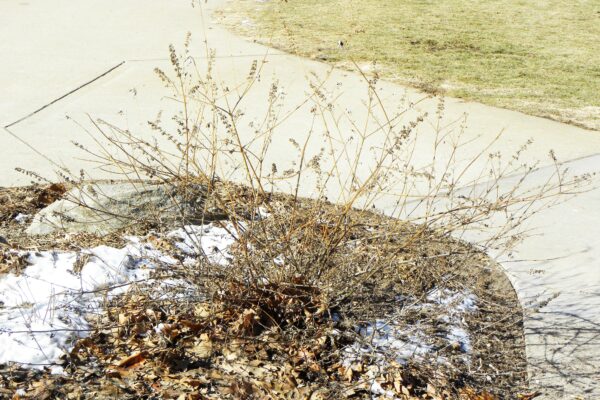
216, 0, 600, 130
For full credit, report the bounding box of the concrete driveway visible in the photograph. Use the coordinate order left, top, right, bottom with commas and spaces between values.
1, 0, 599, 397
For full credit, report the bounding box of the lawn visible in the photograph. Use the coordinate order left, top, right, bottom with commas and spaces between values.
216, 0, 600, 130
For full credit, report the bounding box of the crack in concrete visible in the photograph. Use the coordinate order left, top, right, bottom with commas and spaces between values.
3, 61, 126, 129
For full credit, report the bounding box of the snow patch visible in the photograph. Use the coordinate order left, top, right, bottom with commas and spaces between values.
14, 213, 28, 224
0, 223, 236, 369
168, 223, 237, 265
343, 290, 477, 370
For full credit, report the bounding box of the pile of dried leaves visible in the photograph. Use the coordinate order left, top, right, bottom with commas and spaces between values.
0, 184, 533, 399
3, 285, 502, 400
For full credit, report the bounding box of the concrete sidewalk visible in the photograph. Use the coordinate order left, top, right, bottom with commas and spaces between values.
1, 0, 599, 397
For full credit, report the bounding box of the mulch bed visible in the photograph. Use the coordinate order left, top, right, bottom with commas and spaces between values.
0, 184, 532, 399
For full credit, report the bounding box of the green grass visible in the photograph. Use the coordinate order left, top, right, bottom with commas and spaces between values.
217, 0, 600, 130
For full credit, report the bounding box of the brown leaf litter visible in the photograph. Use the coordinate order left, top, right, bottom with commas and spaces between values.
0, 183, 531, 399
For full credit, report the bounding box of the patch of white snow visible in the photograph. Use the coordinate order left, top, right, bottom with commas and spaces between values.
343, 289, 478, 369
168, 223, 237, 265
0, 223, 236, 369
14, 213, 28, 224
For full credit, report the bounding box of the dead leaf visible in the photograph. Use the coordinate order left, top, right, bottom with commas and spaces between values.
0, 252, 29, 274
188, 333, 213, 359
517, 392, 542, 400
460, 387, 498, 400
36, 183, 67, 207
229, 380, 254, 398
194, 303, 212, 318
342, 366, 353, 381
180, 319, 203, 332
116, 351, 147, 369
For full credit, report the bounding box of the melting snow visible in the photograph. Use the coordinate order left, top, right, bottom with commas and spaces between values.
1, 219, 478, 380
168, 222, 237, 265
342, 289, 478, 399
14, 213, 28, 224
343, 289, 478, 368
0, 223, 236, 370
